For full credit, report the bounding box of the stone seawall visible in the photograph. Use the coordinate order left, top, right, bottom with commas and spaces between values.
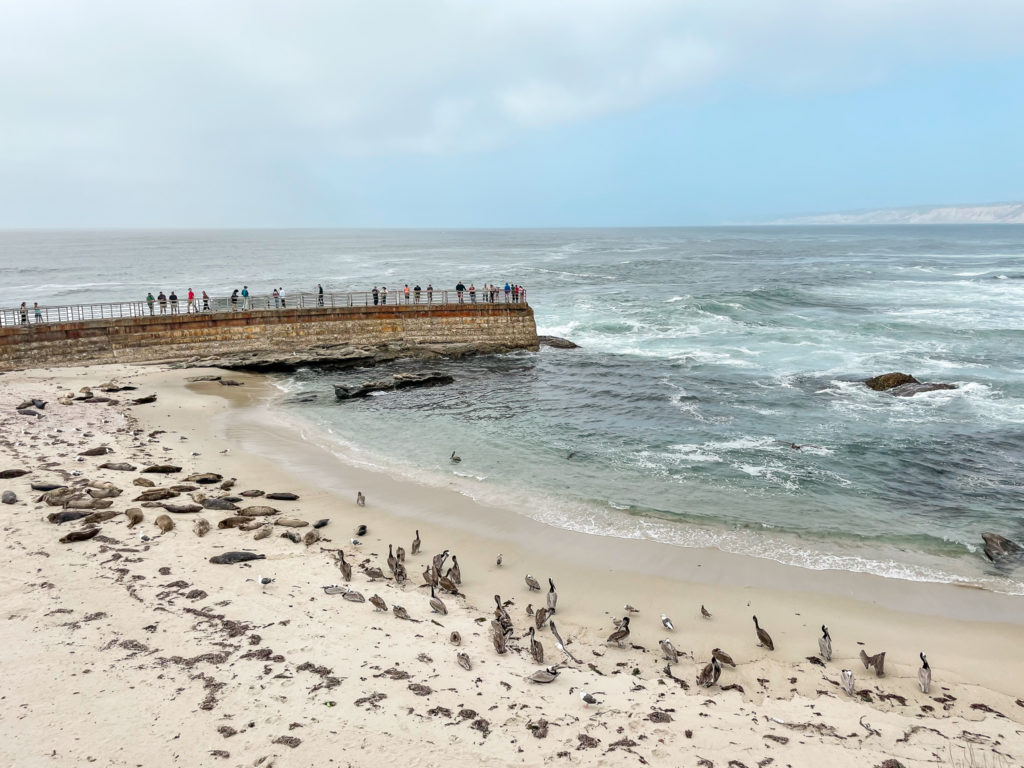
0, 304, 539, 372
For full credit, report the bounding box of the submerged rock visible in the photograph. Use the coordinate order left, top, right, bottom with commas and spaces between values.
982, 533, 1023, 564
865, 372, 956, 397
334, 372, 454, 400
538, 335, 579, 349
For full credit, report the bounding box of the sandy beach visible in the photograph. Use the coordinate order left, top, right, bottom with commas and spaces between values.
1, 362, 1022, 768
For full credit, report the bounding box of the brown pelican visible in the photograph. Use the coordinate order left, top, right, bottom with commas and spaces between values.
429, 586, 447, 615
753, 616, 774, 650
396, 545, 406, 563
860, 649, 885, 677
369, 594, 387, 612
450, 555, 461, 585
457, 651, 471, 671
363, 566, 385, 581
411, 529, 421, 555
341, 588, 365, 603
549, 620, 583, 664
918, 652, 931, 694
337, 551, 352, 582
525, 574, 541, 591
528, 627, 544, 664
701, 604, 712, 619
449, 631, 461, 645
393, 605, 412, 621
819, 625, 832, 661
712, 648, 736, 667
387, 545, 397, 574
660, 638, 679, 662
840, 669, 856, 696
696, 657, 722, 688
439, 569, 459, 594
450, 451, 461, 463
546, 579, 557, 613
422, 564, 438, 587
432, 549, 450, 573
661, 613, 675, 631
607, 616, 630, 647
492, 623, 507, 654
527, 665, 561, 684
393, 560, 407, 584
534, 606, 550, 630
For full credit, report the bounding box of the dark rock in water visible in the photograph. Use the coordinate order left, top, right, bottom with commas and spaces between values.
334, 372, 454, 400
202, 497, 240, 511
265, 492, 299, 501
865, 372, 956, 397
143, 464, 182, 474
982, 533, 1023, 563
60, 527, 101, 543
31, 482, 66, 492
162, 503, 204, 514
865, 372, 919, 391
79, 446, 113, 456
538, 335, 580, 349
285, 393, 318, 404
99, 462, 137, 471
209, 551, 267, 564
313, 518, 329, 529
2, 491, 16, 504
0, 469, 29, 479
188, 472, 223, 485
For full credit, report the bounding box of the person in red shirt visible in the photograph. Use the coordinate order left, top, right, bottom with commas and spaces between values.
187, 288, 196, 313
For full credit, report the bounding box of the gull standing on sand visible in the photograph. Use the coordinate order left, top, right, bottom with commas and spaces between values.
661, 613, 675, 631
496, 553, 503, 567
753, 616, 774, 650
918, 652, 931, 693
624, 604, 639, 614
819, 625, 832, 661
525, 574, 541, 591
579, 689, 601, 708
258, 576, 274, 589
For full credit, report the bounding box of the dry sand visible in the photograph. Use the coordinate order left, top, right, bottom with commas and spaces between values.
1, 363, 1022, 768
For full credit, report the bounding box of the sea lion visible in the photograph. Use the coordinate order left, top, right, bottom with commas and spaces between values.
193, 517, 211, 537
239, 506, 281, 517
133, 488, 178, 502
143, 465, 182, 474
161, 503, 203, 514
303, 529, 320, 546
209, 551, 266, 565
132, 477, 155, 488
60, 527, 100, 543
202, 497, 239, 511
31, 482, 66, 492
39, 488, 78, 506
253, 525, 273, 540
47, 510, 91, 524
187, 472, 223, 485
87, 487, 122, 499
125, 508, 144, 528
154, 514, 174, 533
274, 518, 309, 528
82, 510, 121, 524
79, 447, 113, 456
280, 530, 301, 543
218, 516, 249, 529
0, 469, 30, 480
313, 518, 329, 529
99, 462, 137, 472
265, 492, 299, 501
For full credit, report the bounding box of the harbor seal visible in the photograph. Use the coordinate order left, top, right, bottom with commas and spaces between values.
187, 472, 223, 484
60, 527, 100, 543
303, 530, 321, 546
161, 503, 203, 514
133, 488, 178, 502
99, 462, 137, 472
202, 497, 239, 511
31, 482, 66, 492
274, 518, 309, 528
253, 525, 273, 540
313, 518, 329, 529
217, 516, 249, 529
239, 506, 280, 517
280, 530, 301, 543
0, 469, 29, 479
209, 551, 266, 565
265, 492, 299, 501
125, 508, 144, 528
143, 464, 182, 474
133, 477, 156, 487
154, 514, 174, 533
239, 490, 265, 497
193, 517, 211, 537
47, 510, 91, 524
82, 510, 121, 524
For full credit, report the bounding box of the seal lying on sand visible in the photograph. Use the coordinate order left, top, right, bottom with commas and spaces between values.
60, 527, 100, 543
209, 551, 266, 565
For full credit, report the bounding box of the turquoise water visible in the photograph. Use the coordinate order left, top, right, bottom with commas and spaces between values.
3, 227, 1023, 591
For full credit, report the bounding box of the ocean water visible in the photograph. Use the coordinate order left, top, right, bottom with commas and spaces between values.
3, 227, 1024, 592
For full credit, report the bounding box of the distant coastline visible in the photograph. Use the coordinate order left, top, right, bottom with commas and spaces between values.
771, 201, 1024, 225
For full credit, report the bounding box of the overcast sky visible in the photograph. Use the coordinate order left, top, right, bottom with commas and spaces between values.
1, 1, 1022, 227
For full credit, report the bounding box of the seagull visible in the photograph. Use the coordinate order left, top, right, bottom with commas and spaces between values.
661, 613, 675, 631
350, 538, 362, 546
525, 574, 541, 591
579, 689, 601, 708
624, 604, 639, 614
701, 604, 712, 619
450, 451, 461, 464
258, 576, 274, 589
819, 625, 832, 661
660, 638, 679, 663
918, 652, 931, 694
753, 615, 774, 650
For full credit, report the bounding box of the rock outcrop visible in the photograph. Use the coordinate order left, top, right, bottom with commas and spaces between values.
864, 372, 956, 397
982, 533, 1022, 564
538, 336, 579, 349
334, 372, 455, 400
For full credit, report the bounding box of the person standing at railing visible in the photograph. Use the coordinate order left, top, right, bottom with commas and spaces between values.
187, 288, 196, 313
20, 302, 28, 324
404, 284, 410, 303
371, 286, 379, 305
158, 291, 167, 314
414, 284, 421, 303
280, 288, 287, 308
317, 284, 324, 306
504, 282, 511, 302
231, 288, 239, 311
242, 285, 250, 309
469, 283, 476, 303
455, 281, 465, 303
169, 290, 180, 313
146, 292, 155, 315
272, 288, 280, 308
427, 284, 433, 303
33, 302, 42, 322
381, 286, 388, 305
202, 290, 210, 312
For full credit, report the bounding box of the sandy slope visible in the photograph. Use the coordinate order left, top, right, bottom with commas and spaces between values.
0, 363, 1021, 768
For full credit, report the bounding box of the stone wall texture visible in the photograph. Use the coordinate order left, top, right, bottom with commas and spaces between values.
0, 304, 539, 372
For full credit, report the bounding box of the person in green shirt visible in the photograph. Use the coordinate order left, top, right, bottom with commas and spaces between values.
146, 292, 155, 315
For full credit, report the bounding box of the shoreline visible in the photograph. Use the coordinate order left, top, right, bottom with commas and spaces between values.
2, 362, 1022, 767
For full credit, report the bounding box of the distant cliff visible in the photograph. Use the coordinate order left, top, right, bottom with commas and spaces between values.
773, 202, 1024, 225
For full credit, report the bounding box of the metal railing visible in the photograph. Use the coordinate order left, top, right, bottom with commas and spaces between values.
0, 288, 529, 327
